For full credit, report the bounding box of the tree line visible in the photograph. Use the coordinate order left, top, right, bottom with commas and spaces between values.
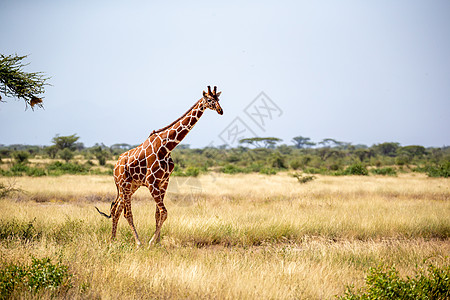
0, 134, 449, 178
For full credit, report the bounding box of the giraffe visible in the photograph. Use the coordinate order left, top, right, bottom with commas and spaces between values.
96, 86, 223, 246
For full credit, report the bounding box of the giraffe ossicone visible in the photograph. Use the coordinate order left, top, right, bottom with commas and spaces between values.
95, 86, 223, 246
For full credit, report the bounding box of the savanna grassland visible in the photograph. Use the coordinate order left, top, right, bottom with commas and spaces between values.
0, 173, 449, 299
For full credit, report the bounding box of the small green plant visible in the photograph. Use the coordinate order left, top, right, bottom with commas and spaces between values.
0, 257, 71, 298
292, 172, 315, 184
338, 263, 450, 299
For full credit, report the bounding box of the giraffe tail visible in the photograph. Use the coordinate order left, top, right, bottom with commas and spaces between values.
95, 206, 111, 218
95, 187, 119, 219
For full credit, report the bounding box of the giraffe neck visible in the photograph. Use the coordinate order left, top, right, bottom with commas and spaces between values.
156, 99, 206, 152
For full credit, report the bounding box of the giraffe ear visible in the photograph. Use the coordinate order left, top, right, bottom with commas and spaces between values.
216, 91, 221, 97
203, 91, 207, 97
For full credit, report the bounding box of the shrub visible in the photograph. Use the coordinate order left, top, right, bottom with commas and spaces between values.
370, 167, 397, 176
185, 166, 200, 177
46, 161, 89, 175
426, 162, 450, 178
338, 263, 450, 299
221, 164, 246, 174
292, 172, 315, 184
303, 167, 327, 175
259, 167, 277, 175
25, 167, 46, 177
172, 166, 200, 177
58, 148, 74, 162
0, 257, 71, 298
343, 163, 368, 176
289, 159, 301, 170
13, 151, 30, 164
270, 152, 287, 169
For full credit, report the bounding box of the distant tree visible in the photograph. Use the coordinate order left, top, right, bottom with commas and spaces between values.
13, 151, 29, 164
111, 143, 132, 150
92, 146, 109, 166
277, 144, 293, 155
373, 142, 400, 157
52, 134, 80, 151
178, 144, 191, 150
0, 54, 49, 109
239, 137, 282, 148
354, 148, 375, 162
292, 136, 315, 149
74, 142, 85, 151
319, 138, 351, 149
398, 145, 426, 157
318, 138, 339, 148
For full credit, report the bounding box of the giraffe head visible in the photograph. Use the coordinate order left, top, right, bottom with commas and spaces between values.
202, 86, 223, 115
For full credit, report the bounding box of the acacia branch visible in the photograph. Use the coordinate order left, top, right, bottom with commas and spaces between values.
0, 54, 50, 109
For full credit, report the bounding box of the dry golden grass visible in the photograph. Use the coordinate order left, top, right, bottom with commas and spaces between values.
1, 173, 449, 299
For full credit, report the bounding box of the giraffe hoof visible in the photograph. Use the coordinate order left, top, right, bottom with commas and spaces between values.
149, 236, 160, 246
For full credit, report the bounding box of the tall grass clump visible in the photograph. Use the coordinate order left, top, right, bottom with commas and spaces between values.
0, 218, 41, 241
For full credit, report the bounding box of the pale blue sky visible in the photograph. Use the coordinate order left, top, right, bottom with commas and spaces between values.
1, 0, 449, 148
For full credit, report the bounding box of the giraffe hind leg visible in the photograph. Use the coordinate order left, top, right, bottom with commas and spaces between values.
111, 201, 124, 242
123, 201, 142, 246
149, 186, 168, 246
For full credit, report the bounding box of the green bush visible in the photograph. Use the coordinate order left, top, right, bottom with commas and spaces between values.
172, 166, 200, 177
343, 163, 369, 176
185, 166, 200, 177
46, 161, 89, 175
221, 164, 247, 174
370, 167, 397, 176
259, 167, 277, 175
0, 257, 71, 298
303, 167, 326, 175
289, 159, 302, 170
425, 162, 450, 178
338, 264, 450, 299
0, 164, 46, 177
